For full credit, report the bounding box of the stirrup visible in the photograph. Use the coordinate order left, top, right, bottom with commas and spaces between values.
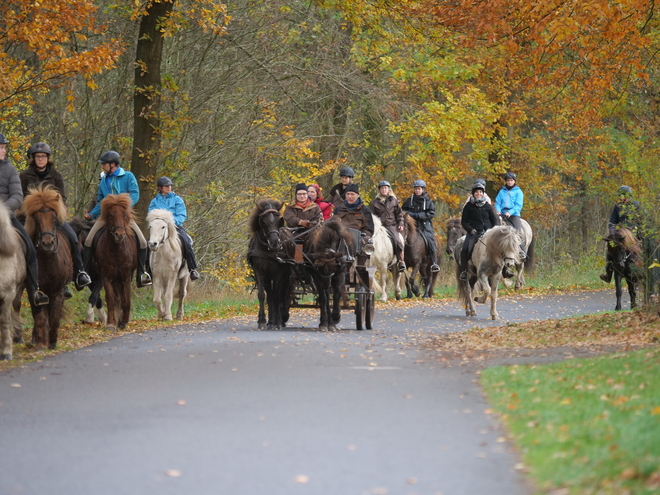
190, 270, 200, 281
139, 273, 152, 287
599, 273, 611, 283
63, 287, 73, 300
34, 290, 49, 307
397, 261, 407, 272
431, 263, 440, 273
459, 271, 468, 281
75, 271, 92, 290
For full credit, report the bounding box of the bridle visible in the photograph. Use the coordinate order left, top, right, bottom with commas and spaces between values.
34, 207, 60, 253
258, 207, 282, 251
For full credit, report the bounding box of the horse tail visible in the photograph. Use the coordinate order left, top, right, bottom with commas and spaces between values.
524, 235, 536, 273
455, 262, 469, 306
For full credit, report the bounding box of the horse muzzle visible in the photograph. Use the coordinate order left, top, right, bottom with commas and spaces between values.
148, 241, 160, 252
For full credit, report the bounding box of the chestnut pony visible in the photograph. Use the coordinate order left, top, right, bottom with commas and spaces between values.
94, 194, 138, 330
21, 184, 73, 349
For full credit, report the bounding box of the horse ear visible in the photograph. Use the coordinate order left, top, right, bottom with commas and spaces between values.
278, 217, 284, 228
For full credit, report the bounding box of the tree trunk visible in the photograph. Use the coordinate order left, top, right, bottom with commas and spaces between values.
132, 0, 174, 227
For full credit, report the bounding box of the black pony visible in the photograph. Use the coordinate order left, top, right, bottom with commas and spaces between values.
304, 216, 355, 331
247, 200, 292, 329
602, 228, 642, 311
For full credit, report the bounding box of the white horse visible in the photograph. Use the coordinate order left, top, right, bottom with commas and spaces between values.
368, 215, 403, 302
147, 209, 190, 320
453, 226, 521, 320
0, 202, 26, 360
499, 216, 535, 290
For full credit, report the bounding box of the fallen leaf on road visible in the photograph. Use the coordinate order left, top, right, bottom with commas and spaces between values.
294, 475, 309, 484
164, 469, 182, 477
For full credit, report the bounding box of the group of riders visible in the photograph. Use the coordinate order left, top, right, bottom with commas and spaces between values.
0, 132, 199, 313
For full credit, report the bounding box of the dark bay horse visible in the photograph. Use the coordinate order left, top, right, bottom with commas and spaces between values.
444, 217, 466, 259
304, 216, 355, 331
603, 228, 641, 311
247, 200, 292, 329
403, 213, 438, 299
21, 185, 73, 349
95, 194, 137, 330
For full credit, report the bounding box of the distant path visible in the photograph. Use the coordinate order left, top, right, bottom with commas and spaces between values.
0, 290, 614, 495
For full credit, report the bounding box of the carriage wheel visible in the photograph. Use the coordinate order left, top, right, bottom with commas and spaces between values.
355, 292, 365, 331
365, 291, 375, 330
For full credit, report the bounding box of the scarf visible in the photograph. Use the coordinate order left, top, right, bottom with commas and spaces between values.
470, 195, 486, 207
296, 199, 312, 208
344, 197, 363, 211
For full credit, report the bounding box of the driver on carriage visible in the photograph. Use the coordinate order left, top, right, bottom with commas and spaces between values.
83, 150, 152, 287
0, 132, 49, 307
494, 172, 526, 261
284, 183, 322, 237
148, 176, 201, 281
369, 180, 406, 272
334, 184, 375, 254
402, 179, 441, 273
459, 181, 500, 281
599, 185, 645, 283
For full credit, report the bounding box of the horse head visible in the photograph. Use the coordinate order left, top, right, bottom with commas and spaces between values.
259, 206, 284, 251
146, 209, 177, 252
22, 184, 68, 253
445, 217, 465, 257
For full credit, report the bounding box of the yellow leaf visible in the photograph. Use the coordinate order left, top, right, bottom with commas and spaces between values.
560, 398, 571, 405
651, 406, 660, 415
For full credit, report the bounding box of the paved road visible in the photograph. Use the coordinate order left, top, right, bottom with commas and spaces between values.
0, 290, 614, 495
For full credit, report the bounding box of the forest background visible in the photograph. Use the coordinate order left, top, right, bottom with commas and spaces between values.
3, 0, 660, 289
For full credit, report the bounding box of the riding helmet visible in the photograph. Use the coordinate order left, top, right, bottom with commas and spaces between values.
413, 179, 426, 188
339, 166, 355, 178
378, 180, 391, 188
28, 142, 52, 157
0, 133, 8, 145
474, 178, 486, 187
504, 172, 517, 181
157, 176, 173, 188
618, 185, 633, 197
98, 150, 121, 165
471, 181, 485, 194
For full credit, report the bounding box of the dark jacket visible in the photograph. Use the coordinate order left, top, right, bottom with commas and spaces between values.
327, 183, 348, 207
0, 158, 24, 214
370, 194, 404, 229
461, 199, 499, 234
334, 199, 374, 236
608, 200, 644, 235
284, 201, 322, 228
20, 163, 67, 203
402, 192, 436, 233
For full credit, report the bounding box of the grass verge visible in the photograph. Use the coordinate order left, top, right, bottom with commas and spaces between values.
481, 348, 660, 494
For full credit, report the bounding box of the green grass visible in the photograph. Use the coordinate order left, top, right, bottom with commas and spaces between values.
481, 348, 660, 494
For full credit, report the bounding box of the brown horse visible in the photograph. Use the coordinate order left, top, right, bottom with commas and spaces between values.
21, 184, 73, 349
95, 194, 138, 331
444, 217, 466, 259
402, 213, 439, 299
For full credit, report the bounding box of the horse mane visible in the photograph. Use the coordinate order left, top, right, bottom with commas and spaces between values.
403, 212, 417, 238
146, 209, 180, 251
99, 194, 134, 223
446, 217, 462, 230
612, 228, 641, 255
248, 199, 283, 234
0, 201, 22, 256
23, 184, 68, 237
483, 226, 521, 264
308, 216, 353, 253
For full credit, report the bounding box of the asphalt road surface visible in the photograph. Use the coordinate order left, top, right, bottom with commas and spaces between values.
0, 290, 615, 495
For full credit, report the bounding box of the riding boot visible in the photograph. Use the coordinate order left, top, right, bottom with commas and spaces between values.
519, 243, 527, 262
26, 260, 49, 307
397, 252, 406, 272
61, 224, 92, 290
600, 261, 613, 283
430, 252, 440, 273
137, 247, 152, 288
459, 247, 469, 281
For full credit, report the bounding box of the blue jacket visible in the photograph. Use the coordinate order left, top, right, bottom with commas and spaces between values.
89, 167, 140, 220
494, 185, 524, 217
148, 192, 187, 226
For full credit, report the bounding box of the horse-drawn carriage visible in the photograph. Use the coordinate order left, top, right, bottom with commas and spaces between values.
248, 200, 376, 331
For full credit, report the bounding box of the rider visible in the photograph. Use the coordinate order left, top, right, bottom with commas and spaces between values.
20, 142, 92, 296
599, 185, 645, 283
494, 171, 526, 260
284, 183, 322, 233
83, 150, 152, 287
307, 183, 333, 220
369, 180, 406, 272
148, 176, 201, 281
0, 132, 49, 307
463, 178, 491, 207
459, 181, 500, 281
327, 166, 355, 207
334, 183, 375, 252
401, 179, 441, 273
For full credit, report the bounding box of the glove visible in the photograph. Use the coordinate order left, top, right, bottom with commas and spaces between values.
471, 229, 477, 235
478, 230, 485, 236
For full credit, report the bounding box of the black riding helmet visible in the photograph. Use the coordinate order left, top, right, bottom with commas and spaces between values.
0, 133, 9, 145
98, 150, 120, 165
28, 142, 52, 157
339, 166, 354, 178
504, 172, 517, 181
157, 176, 173, 188
413, 179, 426, 188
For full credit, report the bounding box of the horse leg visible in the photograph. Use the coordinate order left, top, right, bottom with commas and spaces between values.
0, 302, 13, 360
47, 295, 65, 349
514, 263, 525, 290
410, 264, 421, 297
316, 278, 329, 332
255, 273, 267, 329
614, 272, 623, 311
627, 273, 637, 309
489, 274, 500, 320
12, 286, 24, 344
104, 280, 117, 331
463, 280, 477, 316
161, 276, 175, 321
118, 281, 131, 329
175, 275, 188, 320
31, 306, 48, 348
475, 273, 491, 305
393, 267, 402, 300
329, 272, 345, 331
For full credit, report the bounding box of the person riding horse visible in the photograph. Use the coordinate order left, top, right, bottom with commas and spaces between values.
326, 166, 355, 207
0, 132, 49, 307
402, 179, 440, 273
20, 141, 92, 298
334, 184, 375, 254
370, 180, 406, 272
459, 181, 500, 281
463, 178, 491, 206
148, 176, 201, 281
494, 171, 526, 261
600, 185, 645, 283
83, 150, 152, 287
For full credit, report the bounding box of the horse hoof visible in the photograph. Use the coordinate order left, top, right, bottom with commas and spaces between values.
13, 336, 23, 344
412, 287, 421, 297
0, 353, 11, 361
106, 325, 116, 331
118, 322, 126, 330
319, 325, 328, 332
328, 325, 337, 332
258, 322, 266, 330
380, 297, 387, 303
48, 343, 57, 350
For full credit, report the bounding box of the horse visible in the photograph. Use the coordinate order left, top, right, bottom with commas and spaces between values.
69, 217, 107, 325
304, 216, 355, 331
444, 217, 465, 260
94, 194, 138, 331
453, 225, 522, 320
368, 215, 403, 302
402, 213, 439, 299
147, 209, 190, 320
21, 185, 73, 349
247, 199, 292, 330
499, 215, 535, 290
602, 228, 641, 311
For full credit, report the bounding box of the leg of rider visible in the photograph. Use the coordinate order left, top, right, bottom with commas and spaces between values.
61, 222, 91, 290
459, 235, 472, 281
508, 215, 526, 259
130, 220, 152, 287
426, 231, 441, 272
600, 251, 613, 283
11, 216, 49, 307
176, 225, 200, 280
